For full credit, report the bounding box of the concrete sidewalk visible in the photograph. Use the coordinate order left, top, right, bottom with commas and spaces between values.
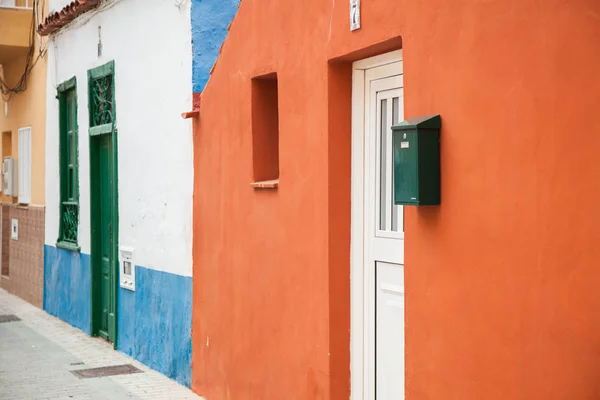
0, 289, 202, 400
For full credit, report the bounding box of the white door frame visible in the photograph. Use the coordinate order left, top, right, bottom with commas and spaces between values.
351, 50, 403, 400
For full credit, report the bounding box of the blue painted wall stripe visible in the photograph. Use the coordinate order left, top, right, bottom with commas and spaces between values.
43, 245, 192, 387
44, 245, 92, 334
118, 266, 192, 387
192, 0, 241, 93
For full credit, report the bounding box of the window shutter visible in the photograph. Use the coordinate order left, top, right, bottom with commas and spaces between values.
18, 127, 31, 204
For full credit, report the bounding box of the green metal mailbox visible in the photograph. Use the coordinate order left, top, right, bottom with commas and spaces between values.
392, 115, 441, 206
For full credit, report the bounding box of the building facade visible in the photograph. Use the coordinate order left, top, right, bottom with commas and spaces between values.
41, 0, 194, 386
0, 0, 47, 308
189, 0, 600, 399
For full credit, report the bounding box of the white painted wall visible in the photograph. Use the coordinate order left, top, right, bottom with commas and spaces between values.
45, 0, 193, 277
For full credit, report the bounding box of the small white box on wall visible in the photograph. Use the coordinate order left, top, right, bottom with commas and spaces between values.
11, 219, 17, 240
119, 246, 135, 291
350, 0, 361, 31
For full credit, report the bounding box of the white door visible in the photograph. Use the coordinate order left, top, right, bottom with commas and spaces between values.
351, 51, 404, 400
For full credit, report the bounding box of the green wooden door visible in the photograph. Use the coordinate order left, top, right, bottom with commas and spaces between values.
95, 134, 116, 342
88, 61, 118, 346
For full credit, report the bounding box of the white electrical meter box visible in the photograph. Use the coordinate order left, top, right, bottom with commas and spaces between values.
11, 219, 18, 240
119, 247, 135, 291
3, 157, 16, 197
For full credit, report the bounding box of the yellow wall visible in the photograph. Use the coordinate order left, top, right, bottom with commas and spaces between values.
0, 9, 30, 48
0, 16, 47, 206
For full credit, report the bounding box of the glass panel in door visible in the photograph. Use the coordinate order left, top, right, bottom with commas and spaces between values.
376, 89, 404, 238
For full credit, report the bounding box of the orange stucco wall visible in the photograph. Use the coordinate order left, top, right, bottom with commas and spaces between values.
192, 0, 600, 399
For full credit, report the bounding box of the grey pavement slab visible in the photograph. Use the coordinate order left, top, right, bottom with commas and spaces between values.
0, 289, 202, 400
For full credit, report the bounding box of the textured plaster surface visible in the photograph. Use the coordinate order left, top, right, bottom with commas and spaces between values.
43, 245, 91, 334
45, 0, 193, 276
118, 266, 192, 387
191, 0, 240, 93
191, 0, 600, 398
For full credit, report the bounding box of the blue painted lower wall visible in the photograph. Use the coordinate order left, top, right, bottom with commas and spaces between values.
117, 266, 192, 387
43, 245, 192, 387
44, 245, 91, 334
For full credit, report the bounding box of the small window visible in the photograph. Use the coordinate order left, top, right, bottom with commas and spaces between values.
17, 127, 31, 204
57, 78, 79, 248
251, 73, 279, 187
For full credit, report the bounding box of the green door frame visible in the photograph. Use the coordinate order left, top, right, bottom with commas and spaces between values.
88, 61, 119, 348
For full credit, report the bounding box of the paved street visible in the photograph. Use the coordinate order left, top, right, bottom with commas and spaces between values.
0, 289, 202, 400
